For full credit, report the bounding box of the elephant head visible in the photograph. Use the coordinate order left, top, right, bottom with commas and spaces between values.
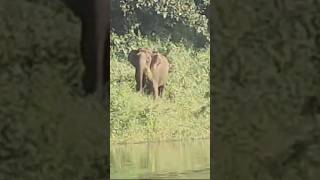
128, 48, 154, 93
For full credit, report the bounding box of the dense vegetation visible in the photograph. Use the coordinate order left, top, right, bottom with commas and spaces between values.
213, 1, 320, 180
0, 0, 106, 179
2, 0, 320, 180
110, 0, 210, 143
0, 0, 209, 179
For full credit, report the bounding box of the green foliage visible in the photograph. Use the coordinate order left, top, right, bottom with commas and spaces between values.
0, 0, 210, 178
213, 1, 320, 180
0, 0, 107, 179
110, 36, 210, 143
111, 0, 210, 47
106, 0, 212, 144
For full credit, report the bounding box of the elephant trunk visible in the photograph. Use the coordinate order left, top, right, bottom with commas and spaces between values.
137, 60, 145, 93
145, 68, 153, 80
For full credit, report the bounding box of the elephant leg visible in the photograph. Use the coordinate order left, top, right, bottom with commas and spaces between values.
142, 74, 147, 90
135, 71, 139, 91
159, 86, 165, 98
152, 81, 159, 99
135, 70, 144, 94
94, 0, 109, 98
68, 0, 108, 99
80, 21, 95, 94
142, 74, 153, 94
158, 87, 161, 97
79, 1, 108, 98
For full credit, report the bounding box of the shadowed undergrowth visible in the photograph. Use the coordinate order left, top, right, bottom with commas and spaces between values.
1, 1, 108, 179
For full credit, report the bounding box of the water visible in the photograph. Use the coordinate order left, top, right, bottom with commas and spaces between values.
110, 139, 210, 179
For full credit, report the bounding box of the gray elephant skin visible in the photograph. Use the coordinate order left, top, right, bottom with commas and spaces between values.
63, 0, 109, 98
128, 48, 170, 99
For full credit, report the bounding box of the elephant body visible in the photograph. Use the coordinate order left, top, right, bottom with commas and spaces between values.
63, 0, 109, 99
148, 53, 170, 99
128, 48, 170, 99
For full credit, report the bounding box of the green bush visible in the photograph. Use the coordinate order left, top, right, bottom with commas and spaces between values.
110, 0, 210, 144
0, 0, 210, 178
0, 1, 107, 179
111, 0, 210, 48
110, 33, 210, 143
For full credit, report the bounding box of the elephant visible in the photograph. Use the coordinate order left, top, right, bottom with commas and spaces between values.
128, 48, 154, 94
147, 52, 170, 99
63, 0, 109, 100
128, 48, 170, 99
62, 0, 110, 175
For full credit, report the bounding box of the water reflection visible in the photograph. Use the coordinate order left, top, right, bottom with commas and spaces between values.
111, 139, 210, 179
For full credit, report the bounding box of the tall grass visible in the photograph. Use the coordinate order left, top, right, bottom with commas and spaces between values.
110, 32, 210, 144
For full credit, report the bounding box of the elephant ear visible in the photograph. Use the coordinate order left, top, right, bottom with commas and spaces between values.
128, 50, 139, 67
151, 54, 162, 67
